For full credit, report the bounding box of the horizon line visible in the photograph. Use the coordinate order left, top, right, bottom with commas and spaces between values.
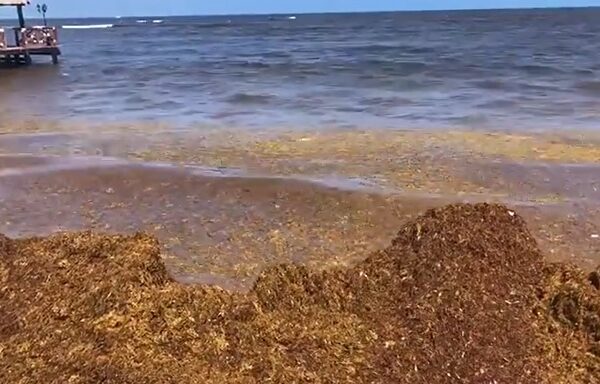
1, 5, 599, 20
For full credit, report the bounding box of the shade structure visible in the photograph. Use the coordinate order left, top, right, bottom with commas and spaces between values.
0, 1, 30, 29
0, 0, 30, 6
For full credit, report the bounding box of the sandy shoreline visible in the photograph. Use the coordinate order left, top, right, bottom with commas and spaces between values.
1, 126, 599, 288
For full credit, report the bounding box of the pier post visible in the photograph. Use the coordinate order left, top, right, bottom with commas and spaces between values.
17, 5, 25, 28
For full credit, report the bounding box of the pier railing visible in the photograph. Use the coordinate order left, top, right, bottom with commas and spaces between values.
19, 26, 58, 48
1, 25, 60, 65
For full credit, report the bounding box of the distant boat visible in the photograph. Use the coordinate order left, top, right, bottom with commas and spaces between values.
288, 16, 297, 20
152, 19, 163, 24
136, 20, 148, 24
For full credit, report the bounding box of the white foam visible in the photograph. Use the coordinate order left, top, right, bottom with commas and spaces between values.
152, 19, 164, 24
62, 24, 114, 30
0, 156, 128, 178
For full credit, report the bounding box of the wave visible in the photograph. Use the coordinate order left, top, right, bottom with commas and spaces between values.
472, 79, 509, 90
133, 19, 163, 25
233, 60, 271, 69
515, 64, 563, 75
394, 61, 428, 74
361, 96, 414, 107
62, 24, 114, 29
357, 60, 428, 76
575, 80, 600, 96
477, 99, 518, 109
225, 92, 273, 105
183, 22, 234, 29
344, 44, 434, 55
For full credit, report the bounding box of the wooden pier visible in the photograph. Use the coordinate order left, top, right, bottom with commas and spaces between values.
0, 0, 61, 67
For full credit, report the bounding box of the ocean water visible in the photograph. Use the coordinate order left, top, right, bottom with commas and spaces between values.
1, 9, 600, 131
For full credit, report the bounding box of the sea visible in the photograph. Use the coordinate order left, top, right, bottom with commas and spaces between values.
1, 8, 600, 131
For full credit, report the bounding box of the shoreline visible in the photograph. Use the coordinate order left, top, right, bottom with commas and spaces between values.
1, 147, 598, 288
0, 123, 599, 289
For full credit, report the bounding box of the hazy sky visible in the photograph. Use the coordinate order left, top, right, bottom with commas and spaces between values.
1, 0, 599, 18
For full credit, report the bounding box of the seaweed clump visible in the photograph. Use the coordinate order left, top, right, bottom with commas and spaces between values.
0, 203, 598, 383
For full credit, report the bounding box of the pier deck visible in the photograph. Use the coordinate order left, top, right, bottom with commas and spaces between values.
0, 1, 61, 66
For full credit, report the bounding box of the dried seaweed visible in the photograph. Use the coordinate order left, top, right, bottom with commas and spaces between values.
0, 203, 598, 383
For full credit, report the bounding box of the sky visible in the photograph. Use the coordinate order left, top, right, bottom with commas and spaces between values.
1, 0, 599, 18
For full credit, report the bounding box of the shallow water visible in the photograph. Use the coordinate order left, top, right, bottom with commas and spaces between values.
1, 154, 599, 284
2, 9, 600, 131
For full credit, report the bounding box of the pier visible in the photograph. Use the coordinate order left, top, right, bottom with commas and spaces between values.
0, 0, 60, 66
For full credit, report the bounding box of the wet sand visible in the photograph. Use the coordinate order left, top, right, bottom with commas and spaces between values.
1, 125, 599, 288
0, 154, 435, 289
1, 144, 598, 289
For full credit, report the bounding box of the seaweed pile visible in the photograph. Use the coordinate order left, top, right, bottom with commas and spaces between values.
0, 204, 598, 383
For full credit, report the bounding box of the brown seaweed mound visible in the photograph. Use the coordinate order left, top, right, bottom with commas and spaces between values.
0, 203, 599, 383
